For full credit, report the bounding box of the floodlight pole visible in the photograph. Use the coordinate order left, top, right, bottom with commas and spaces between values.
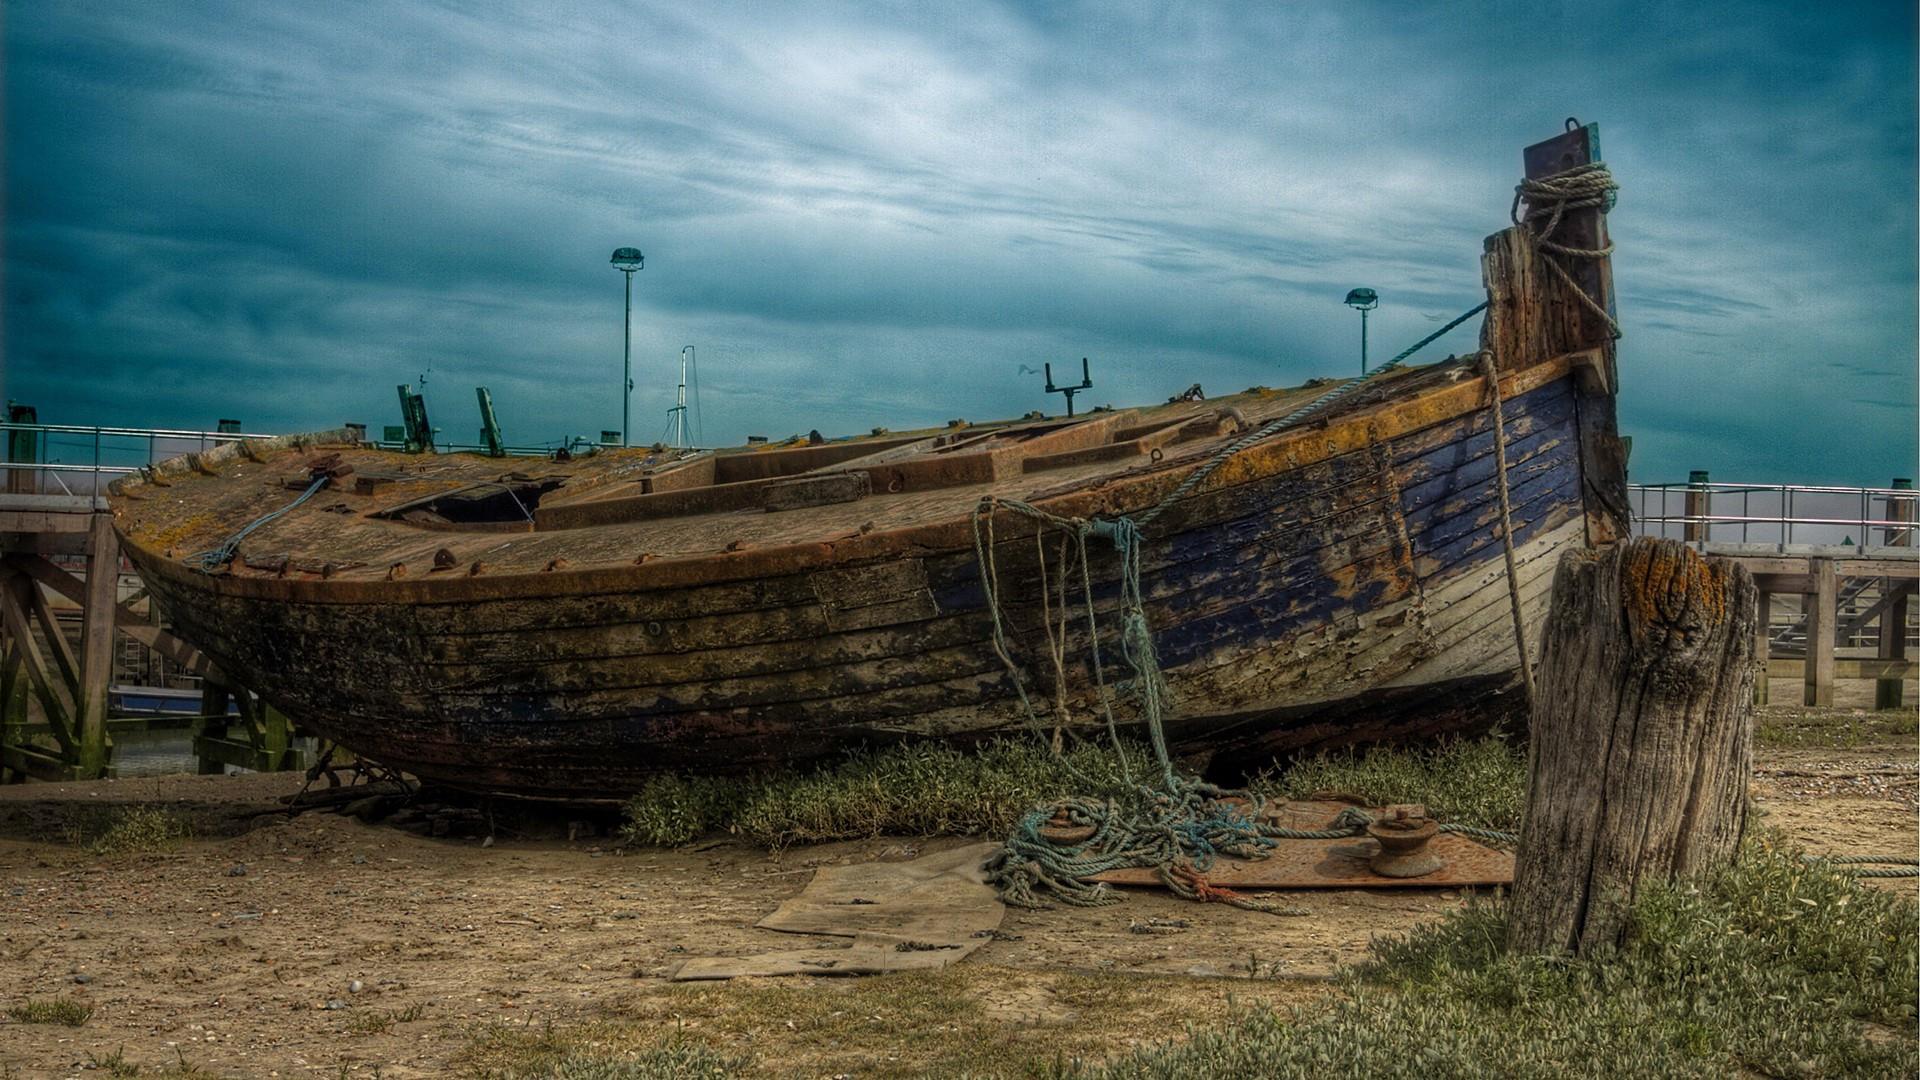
622, 269, 633, 445
1360, 306, 1369, 374
1343, 288, 1379, 376
610, 247, 645, 446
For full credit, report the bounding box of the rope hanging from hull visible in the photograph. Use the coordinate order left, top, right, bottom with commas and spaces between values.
974, 298, 1499, 911
1481, 351, 1536, 706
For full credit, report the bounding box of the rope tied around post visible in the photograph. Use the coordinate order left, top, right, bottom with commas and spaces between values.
1512, 161, 1621, 339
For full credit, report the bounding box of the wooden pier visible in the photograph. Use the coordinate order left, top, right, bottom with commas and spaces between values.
1630, 478, 1917, 708
0, 423, 307, 781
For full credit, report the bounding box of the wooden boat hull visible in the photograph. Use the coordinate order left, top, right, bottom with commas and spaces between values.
116, 349, 1624, 798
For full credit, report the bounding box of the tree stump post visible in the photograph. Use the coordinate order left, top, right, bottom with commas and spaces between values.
1507, 537, 1757, 956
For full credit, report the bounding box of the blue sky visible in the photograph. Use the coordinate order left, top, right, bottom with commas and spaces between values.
5, 1, 1915, 484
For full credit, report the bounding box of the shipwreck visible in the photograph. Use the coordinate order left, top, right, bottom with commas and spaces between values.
107, 123, 1628, 799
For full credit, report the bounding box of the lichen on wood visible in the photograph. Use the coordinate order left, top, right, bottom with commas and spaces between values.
1508, 537, 1757, 957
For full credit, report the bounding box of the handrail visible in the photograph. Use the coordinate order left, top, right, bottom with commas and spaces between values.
0, 421, 276, 441
1629, 481, 1916, 550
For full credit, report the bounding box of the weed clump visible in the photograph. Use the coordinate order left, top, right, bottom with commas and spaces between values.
464, 1027, 751, 1079
8, 995, 94, 1026
63, 805, 192, 855
1255, 736, 1527, 831
623, 737, 1147, 848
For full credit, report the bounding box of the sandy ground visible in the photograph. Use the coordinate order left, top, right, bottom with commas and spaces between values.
0, 698, 1913, 1078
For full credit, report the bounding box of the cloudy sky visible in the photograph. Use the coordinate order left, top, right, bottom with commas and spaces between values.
5, 1, 1915, 484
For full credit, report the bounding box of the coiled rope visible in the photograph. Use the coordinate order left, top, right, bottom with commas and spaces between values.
1512, 161, 1621, 339
187, 475, 329, 572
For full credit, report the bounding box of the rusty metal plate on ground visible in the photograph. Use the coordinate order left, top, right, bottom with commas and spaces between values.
1087, 801, 1514, 889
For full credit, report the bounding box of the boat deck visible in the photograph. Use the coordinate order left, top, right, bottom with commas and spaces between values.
112, 371, 1446, 584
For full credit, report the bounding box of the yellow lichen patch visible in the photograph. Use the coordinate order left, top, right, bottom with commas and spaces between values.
1621, 540, 1728, 648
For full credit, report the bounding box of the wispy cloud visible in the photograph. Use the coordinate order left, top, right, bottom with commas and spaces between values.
4, 1, 1914, 483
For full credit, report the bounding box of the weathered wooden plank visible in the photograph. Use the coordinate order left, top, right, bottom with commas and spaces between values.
0, 573, 77, 752
23, 575, 81, 699
1804, 559, 1836, 707
74, 513, 117, 775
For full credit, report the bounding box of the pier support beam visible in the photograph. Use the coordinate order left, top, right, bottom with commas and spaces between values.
1878, 585, 1911, 711
1803, 558, 1836, 707
1877, 479, 1913, 710
1683, 470, 1710, 544
1753, 589, 1771, 705
193, 681, 302, 774
74, 513, 117, 777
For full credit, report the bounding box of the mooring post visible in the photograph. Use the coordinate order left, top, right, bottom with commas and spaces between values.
73, 512, 118, 776
1683, 470, 1710, 544
1508, 537, 1755, 956
1876, 478, 1913, 710
1803, 557, 1836, 708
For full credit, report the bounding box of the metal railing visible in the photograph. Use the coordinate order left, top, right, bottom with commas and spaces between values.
1629, 480, 1916, 551
0, 421, 278, 497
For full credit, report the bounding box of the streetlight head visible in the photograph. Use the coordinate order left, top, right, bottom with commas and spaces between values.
610, 247, 645, 271
1343, 287, 1378, 311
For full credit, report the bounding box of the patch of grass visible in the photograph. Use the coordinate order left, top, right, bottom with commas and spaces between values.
8, 995, 94, 1026
1049, 835, 1919, 1078
345, 1001, 428, 1035
1756, 703, 1918, 749
62, 805, 192, 855
85, 1047, 140, 1078
461, 1027, 750, 1079
623, 738, 1148, 848
459, 968, 1298, 1079
1255, 735, 1528, 831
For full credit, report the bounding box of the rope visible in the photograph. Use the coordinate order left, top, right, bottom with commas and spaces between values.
1480, 352, 1535, 706
186, 475, 329, 572
1135, 300, 1487, 529
1512, 161, 1620, 338
1801, 854, 1920, 879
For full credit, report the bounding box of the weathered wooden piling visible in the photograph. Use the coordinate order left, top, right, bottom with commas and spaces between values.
1877, 479, 1912, 710
1508, 537, 1756, 956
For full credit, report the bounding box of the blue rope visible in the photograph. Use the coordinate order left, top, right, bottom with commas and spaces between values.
187, 475, 329, 572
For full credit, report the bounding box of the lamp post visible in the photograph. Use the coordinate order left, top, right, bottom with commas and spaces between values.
1343, 288, 1378, 375
610, 247, 645, 446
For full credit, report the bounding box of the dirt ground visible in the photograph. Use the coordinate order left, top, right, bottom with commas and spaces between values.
1, 691, 1912, 1078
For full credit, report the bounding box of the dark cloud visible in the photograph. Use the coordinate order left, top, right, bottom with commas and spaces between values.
4, 1, 1914, 484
